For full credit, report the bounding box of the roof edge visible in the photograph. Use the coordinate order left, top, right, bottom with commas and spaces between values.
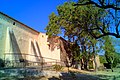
0, 12, 39, 33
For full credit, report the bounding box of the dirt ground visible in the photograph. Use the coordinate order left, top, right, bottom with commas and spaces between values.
34, 67, 99, 80
39, 67, 120, 80
1, 67, 120, 80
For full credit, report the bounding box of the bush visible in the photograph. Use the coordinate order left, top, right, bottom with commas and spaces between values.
113, 58, 118, 68
52, 64, 63, 71
89, 61, 94, 69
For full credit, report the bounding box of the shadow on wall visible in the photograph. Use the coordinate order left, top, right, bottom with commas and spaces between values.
31, 41, 42, 62
9, 31, 23, 61
35, 41, 43, 62
9, 30, 43, 63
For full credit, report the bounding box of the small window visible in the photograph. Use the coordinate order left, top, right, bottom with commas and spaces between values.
13, 22, 15, 25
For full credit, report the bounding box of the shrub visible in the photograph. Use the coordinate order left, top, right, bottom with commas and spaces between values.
89, 61, 94, 69
52, 64, 63, 71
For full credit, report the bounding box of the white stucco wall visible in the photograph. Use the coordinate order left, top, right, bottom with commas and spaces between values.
38, 33, 61, 62
0, 25, 7, 59
0, 14, 39, 62
0, 12, 61, 64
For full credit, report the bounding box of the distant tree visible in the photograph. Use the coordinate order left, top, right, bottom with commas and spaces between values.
105, 52, 114, 70
104, 36, 115, 72
113, 52, 120, 67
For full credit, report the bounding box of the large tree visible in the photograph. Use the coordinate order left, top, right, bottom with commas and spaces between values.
46, 2, 106, 40
45, 2, 104, 70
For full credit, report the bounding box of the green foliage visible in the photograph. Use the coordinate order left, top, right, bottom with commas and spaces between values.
45, 1, 106, 70
103, 37, 115, 53
71, 41, 81, 61
45, 12, 61, 37
105, 52, 114, 64
103, 36, 119, 68
52, 64, 63, 71
113, 53, 120, 67
117, 53, 120, 63
45, 2, 105, 38
89, 61, 94, 69
99, 55, 107, 63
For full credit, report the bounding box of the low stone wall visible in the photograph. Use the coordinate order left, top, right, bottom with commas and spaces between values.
0, 68, 61, 79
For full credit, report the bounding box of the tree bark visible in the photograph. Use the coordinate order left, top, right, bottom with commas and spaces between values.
94, 54, 98, 72
93, 44, 98, 72
83, 59, 88, 70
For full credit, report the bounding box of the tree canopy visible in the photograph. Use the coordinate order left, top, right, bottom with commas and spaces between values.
74, 0, 120, 39
46, 2, 106, 40
45, 1, 105, 70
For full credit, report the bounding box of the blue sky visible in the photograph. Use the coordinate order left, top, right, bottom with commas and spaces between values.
0, 0, 67, 33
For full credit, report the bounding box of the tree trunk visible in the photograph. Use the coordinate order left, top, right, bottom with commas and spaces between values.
74, 61, 81, 70
80, 59, 84, 70
93, 44, 98, 72
84, 59, 88, 70
94, 54, 97, 72
110, 63, 114, 72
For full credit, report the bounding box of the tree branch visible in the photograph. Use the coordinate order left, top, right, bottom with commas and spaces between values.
91, 32, 120, 39
98, 0, 104, 6
74, 0, 120, 39
74, 0, 120, 10
116, 21, 120, 35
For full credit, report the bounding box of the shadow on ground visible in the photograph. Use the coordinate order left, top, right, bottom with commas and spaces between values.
48, 72, 120, 80
48, 72, 101, 80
